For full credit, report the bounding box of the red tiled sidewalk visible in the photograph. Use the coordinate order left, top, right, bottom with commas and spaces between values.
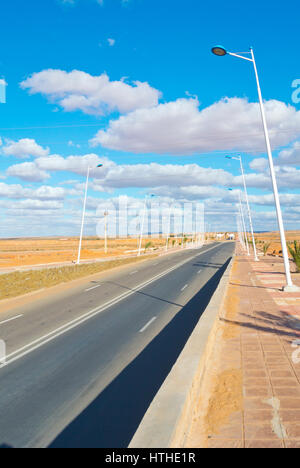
241, 253, 300, 448
186, 247, 300, 448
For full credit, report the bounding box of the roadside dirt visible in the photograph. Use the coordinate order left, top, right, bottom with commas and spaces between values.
255, 230, 300, 257
0, 254, 158, 302
0, 237, 166, 268
205, 369, 243, 439
184, 254, 244, 447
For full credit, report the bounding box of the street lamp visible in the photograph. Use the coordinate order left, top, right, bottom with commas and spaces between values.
236, 214, 245, 250
76, 164, 103, 265
212, 45, 298, 291
228, 188, 249, 254
104, 210, 109, 254
226, 155, 259, 261
138, 194, 156, 257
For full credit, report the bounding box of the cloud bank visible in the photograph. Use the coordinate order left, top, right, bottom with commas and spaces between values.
21, 70, 162, 116
91, 97, 300, 155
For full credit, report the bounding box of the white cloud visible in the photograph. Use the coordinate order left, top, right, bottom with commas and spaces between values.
150, 185, 227, 201
91, 97, 300, 155
2, 138, 50, 159
20, 70, 161, 116
249, 158, 269, 172
0, 183, 66, 201
35, 153, 112, 176
9, 199, 63, 211
249, 193, 300, 207
6, 162, 50, 182
107, 38, 116, 47
68, 140, 81, 148
277, 141, 300, 165
90, 161, 234, 190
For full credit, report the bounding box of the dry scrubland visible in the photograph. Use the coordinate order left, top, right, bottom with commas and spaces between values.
0, 232, 298, 302
254, 230, 300, 257
0, 254, 158, 301
0, 237, 167, 268
0, 236, 179, 301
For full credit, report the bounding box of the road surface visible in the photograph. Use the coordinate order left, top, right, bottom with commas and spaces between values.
0, 241, 234, 448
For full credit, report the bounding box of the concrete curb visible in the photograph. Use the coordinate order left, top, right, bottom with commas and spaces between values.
129, 256, 234, 448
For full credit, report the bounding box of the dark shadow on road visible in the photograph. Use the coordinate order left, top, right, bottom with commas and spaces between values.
49, 256, 232, 448
192, 261, 223, 269
104, 281, 183, 308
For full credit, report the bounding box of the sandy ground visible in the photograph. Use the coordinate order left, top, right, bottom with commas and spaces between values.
255, 231, 300, 257
1, 230, 295, 269
0, 237, 167, 268
183, 257, 244, 447
0, 234, 230, 269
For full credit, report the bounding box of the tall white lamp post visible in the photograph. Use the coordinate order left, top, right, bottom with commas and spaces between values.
226, 155, 259, 261
228, 188, 249, 254
212, 45, 298, 291
76, 164, 103, 265
237, 190, 250, 255
104, 210, 108, 254
138, 194, 156, 257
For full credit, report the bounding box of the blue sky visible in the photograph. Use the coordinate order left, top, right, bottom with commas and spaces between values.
1, 0, 300, 237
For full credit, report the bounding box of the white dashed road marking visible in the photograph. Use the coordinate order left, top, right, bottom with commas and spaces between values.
139, 317, 157, 333
85, 285, 101, 292
0, 315, 23, 326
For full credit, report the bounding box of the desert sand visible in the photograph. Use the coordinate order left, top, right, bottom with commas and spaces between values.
0, 236, 170, 268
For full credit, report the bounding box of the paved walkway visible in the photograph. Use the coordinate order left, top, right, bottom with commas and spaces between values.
185, 247, 300, 448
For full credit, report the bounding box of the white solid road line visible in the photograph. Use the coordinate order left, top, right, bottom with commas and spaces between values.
0, 315, 23, 326
139, 317, 157, 333
181, 284, 188, 291
1, 243, 222, 368
85, 284, 101, 292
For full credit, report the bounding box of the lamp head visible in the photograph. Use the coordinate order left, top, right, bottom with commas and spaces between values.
211, 45, 227, 56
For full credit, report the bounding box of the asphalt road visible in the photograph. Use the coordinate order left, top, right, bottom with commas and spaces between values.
0, 241, 234, 448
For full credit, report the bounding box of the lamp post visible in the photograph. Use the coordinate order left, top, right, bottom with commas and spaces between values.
226, 155, 259, 261
212, 45, 298, 291
237, 214, 245, 250
104, 210, 108, 254
76, 164, 103, 265
138, 194, 156, 257
238, 189, 250, 256
228, 188, 249, 254
165, 203, 171, 251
